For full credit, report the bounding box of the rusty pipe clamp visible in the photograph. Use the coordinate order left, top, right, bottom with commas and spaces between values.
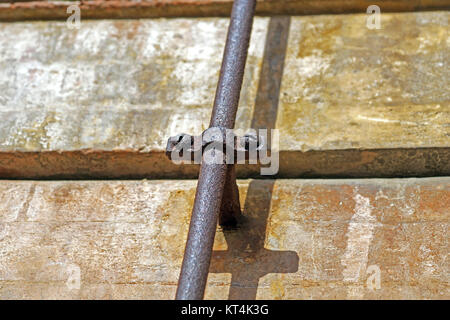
166, 128, 264, 163
167, 128, 265, 226
165, 0, 257, 300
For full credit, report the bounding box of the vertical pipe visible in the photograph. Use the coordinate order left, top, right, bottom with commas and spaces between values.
175, 0, 256, 300
210, 0, 257, 129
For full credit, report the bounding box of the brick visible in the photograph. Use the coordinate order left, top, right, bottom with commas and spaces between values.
0, 12, 449, 178
0, 178, 448, 299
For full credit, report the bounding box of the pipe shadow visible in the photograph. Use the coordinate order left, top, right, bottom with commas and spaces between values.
210, 179, 299, 299
210, 16, 298, 300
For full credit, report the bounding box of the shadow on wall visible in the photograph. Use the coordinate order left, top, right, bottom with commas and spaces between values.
209, 16, 299, 300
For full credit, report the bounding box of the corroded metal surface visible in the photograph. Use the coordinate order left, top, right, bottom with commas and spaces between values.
0, 12, 449, 179
0, 18, 266, 152
0, 178, 448, 299
0, 0, 449, 21
277, 12, 450, 151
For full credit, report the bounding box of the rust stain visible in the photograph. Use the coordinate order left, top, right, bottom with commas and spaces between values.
0, 1, 449, 21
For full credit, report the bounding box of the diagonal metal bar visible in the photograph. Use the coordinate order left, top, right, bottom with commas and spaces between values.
174, 0, 256, 300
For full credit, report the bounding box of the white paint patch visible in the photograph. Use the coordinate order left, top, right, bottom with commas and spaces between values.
167, 111, 208, 139
285, 49, 331, 83
341, 194, 378, 298
0, 184, 31, 222
357, 115, 428, 126
419, 244, 437, 276
0, 223, 8, 241
73, 21, 112, 56
65, 264, 81, 291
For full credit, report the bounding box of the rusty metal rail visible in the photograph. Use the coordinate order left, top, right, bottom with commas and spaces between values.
166, 0, 257, 300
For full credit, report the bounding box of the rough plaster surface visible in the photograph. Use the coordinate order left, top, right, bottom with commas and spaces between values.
0, 178, 448, 299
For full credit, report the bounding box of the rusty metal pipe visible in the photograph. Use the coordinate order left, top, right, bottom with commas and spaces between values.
175, 0, 256, 300
210, 0, 256, 129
